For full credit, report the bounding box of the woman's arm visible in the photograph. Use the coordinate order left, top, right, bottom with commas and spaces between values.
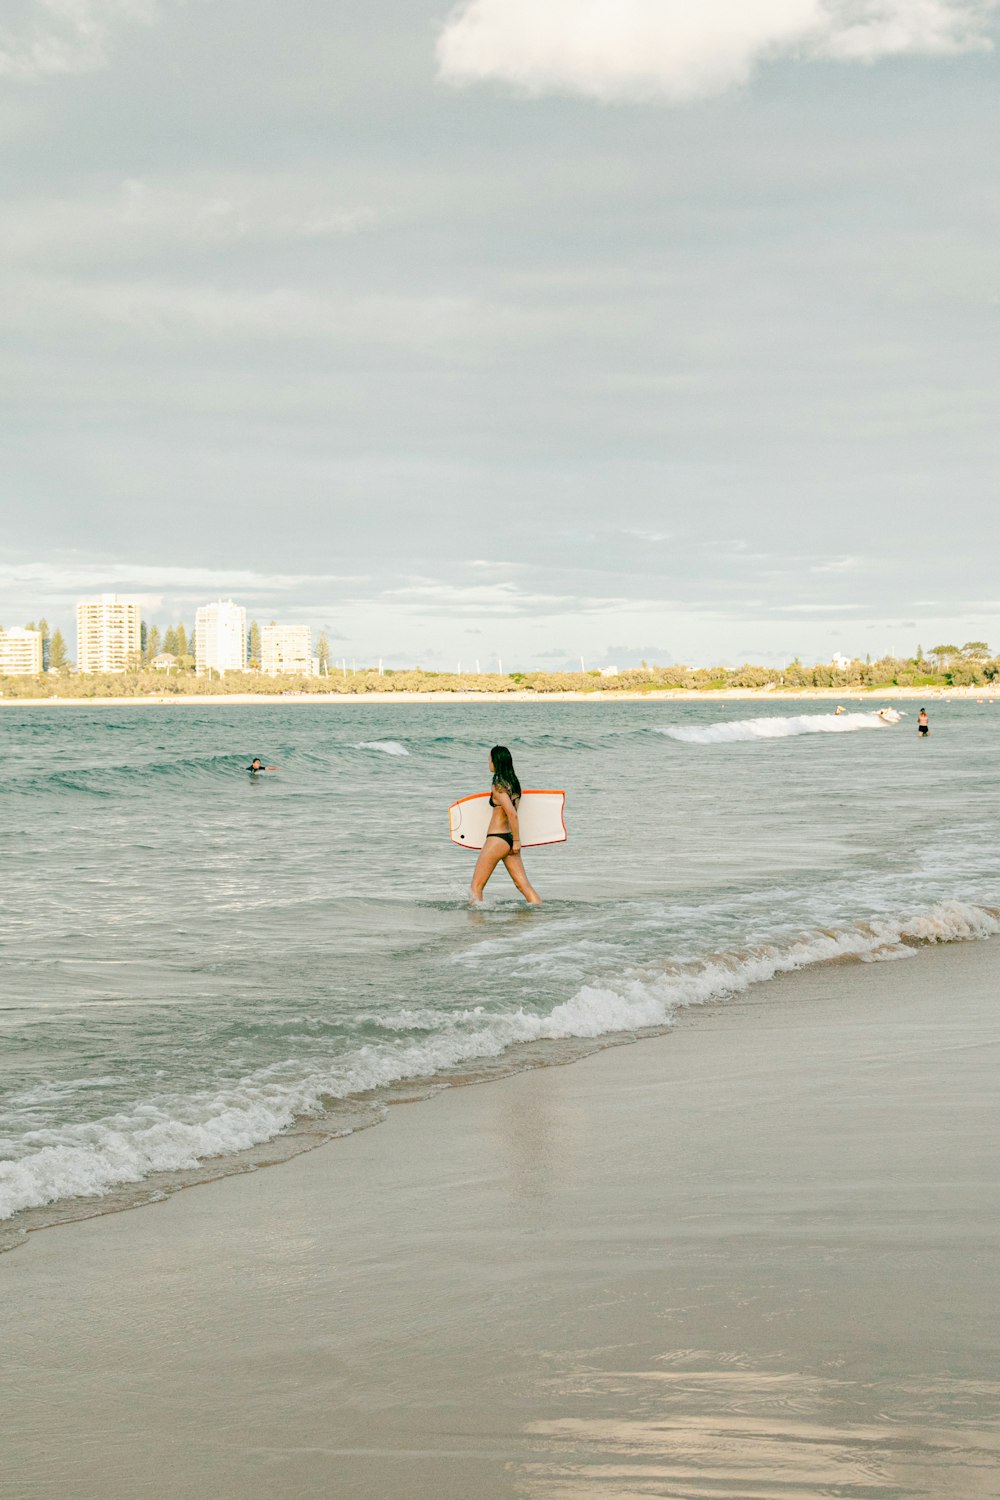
495, 788, 521, 851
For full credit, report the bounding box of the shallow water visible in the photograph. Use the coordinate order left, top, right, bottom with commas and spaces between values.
1, 697, 997, 1240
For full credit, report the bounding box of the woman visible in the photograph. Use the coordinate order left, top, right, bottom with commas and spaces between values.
469, 745, 542, 906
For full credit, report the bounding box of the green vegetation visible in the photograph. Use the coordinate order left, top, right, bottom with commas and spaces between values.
47, 629, 68, 671
3, 644, 1000, 699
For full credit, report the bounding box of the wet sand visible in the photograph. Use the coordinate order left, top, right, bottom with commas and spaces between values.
5, 938, 999, 1499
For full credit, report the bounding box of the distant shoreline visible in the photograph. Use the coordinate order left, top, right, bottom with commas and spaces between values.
0, 686, 986, 707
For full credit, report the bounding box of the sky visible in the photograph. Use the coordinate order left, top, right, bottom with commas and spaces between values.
1, 0, 998, 669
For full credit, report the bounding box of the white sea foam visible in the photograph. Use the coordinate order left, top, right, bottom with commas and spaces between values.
354, 740, 409, 755
659, 711, 901, 744
2, 899, 996, 1224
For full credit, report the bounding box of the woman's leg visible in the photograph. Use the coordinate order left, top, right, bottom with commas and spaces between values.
470, 839, 507, 903
502, 852, 542, 905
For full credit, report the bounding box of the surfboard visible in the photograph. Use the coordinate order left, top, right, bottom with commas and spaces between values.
448, 790, 567, 850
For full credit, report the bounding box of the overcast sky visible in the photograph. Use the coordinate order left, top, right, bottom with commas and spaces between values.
2, 0, 998, 668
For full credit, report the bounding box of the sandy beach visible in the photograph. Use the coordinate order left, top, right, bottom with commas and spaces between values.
5, 935, 998, 1500
0, 685, 989, 707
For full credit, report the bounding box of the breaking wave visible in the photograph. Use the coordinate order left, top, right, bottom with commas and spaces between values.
354, 741, 409, 756
2, 898, 995, 1227
659, 710, 902, 744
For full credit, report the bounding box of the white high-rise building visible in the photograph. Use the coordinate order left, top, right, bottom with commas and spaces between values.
195, 600, 247, 676
261, 624, 313, 676
0, 627, 43, 675
76, 595, 141, 674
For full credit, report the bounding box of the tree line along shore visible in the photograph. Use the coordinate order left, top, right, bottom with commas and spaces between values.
1, 645, 997, 699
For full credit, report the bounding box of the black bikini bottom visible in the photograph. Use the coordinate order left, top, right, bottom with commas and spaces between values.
487, 832, 514, 849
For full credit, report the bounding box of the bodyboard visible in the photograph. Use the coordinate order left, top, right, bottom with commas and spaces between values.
448, 790, 567, 850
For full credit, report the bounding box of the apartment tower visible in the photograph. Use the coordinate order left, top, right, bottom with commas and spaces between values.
76, 595, 141, 674
0, 627, 43, 675
195, 600, 247, 676
261, 623, 313, 676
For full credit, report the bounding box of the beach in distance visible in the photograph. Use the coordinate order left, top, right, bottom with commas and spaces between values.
1, 684, 991, 706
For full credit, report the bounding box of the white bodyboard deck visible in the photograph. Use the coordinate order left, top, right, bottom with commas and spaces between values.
449, 790, 567, 850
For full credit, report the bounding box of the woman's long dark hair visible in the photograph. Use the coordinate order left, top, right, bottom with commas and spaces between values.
490, 745, 521, 803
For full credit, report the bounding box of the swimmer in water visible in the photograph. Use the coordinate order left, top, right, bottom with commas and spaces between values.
469, 745, 542, 906
917, 709, 929, 738
246, 757, 278, 774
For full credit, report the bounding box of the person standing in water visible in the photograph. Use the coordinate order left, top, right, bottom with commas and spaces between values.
469, 745, 542, 906
917, 708, 929, 738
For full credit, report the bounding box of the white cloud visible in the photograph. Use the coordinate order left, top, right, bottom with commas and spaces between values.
0, 0, 175, 82
0, 178, 377, 264
809, 554, 865, 572
822, 0, 995, 58
382, 578, 664, 618
774, 601, 866, 611
0, 268, 568, 350
436, 0, 998, 103
118, 178, 377, 247
0, 560, 365, 601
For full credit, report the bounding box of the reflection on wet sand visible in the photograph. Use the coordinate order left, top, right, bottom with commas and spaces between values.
521, 1359, 1000, 1498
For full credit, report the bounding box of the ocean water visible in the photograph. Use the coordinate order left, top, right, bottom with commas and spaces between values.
2, 698, 998, 1247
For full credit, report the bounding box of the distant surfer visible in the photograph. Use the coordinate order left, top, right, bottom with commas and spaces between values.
917, 708, 929, 738
469, 745, 542, 906
246, 757, 278, 774
835, 705, 846, 715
